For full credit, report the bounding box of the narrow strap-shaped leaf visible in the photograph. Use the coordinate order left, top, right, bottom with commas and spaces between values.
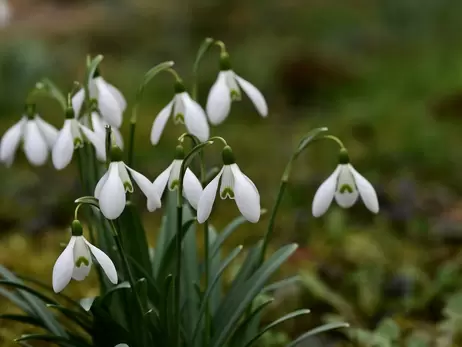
208, 226, 221, 315
210, 215, 249, 258
46, 305, 92, 333
15, 334, 92, 347
126, 254, 161, 302
228, 298, 274, 347
295, 127, 329, 156
262, 276, 301, 293
0, 267, 67, 337
191, 245, 243, 344
0, 314, 46, 328
212, 244, 298, 347
0, 287, 33, 315
243, 309, 311, 347
0, 280, 58, 305
285, 322, 350, 347
100, 281, 131, 306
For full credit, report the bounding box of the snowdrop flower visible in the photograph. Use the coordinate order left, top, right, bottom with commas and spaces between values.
153, 145, 203, 209
83, 112, 124, 149
206, 52, 268, 125
197, 146, 260, 223
94, 145, 161, 219
72, 71, 126, 128
52, 108, 106, 170
150, 81, 209, 145
312, 149, 379, 217
0, 0, 11, 28
52, 220, 117, 293
0, 104, 58, 167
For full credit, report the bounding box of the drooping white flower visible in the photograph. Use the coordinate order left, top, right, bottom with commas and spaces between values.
0, 106, 58, 167
150, 82, 209, 145
153, 145, 203, 209
52, 220, 117, 293
0, 0, 12, 28
94, 146, 161, 219
197, 146, 260, 223
206, 54, 268, 125
52, 109, 107, 170
72, 75, 126, 128
312, 151, 379, 217
84, 112, 124, 149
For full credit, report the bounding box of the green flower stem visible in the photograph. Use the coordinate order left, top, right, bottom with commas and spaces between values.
127, 117, 136, 168
191, 37, 214, 100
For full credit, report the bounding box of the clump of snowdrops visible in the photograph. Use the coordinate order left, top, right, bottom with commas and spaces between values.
0, 38, 379, 347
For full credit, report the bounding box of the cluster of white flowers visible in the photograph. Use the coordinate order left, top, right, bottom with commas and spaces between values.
0, 50, 379, 294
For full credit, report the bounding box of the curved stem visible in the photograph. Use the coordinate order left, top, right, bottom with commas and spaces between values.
191, 37, 214, 100
208, 136, 228, 146
322, 135, 345, 149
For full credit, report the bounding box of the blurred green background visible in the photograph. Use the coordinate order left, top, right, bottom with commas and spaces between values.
3, 0, 462, 346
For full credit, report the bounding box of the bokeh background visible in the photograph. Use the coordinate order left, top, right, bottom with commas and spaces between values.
3, 0, 462, 346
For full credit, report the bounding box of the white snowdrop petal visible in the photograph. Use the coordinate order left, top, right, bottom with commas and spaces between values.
85, 239, 118, 284
72, 262, 92, 281
52, 120, 75, 170
219, 165, 235, 199
349, 165, 379, 213
95, 171, 109, 199
52, 237, 76, 293
91, 112, 105, 135
104, 81, 127, 111
112, 127, 124, 149
334, 165, 359, 208
79, 125, 106, 161
182, 93, 210, 142
72, 237, 92, 281
0, 117, 25, 166
206, 72, 231, 125
118, 162, 133, 193
34, 116, 58, 147
312, 166, 341, 217
150, 101, 173, 145
153, 163, 173, 197
99, 162, 126, 219
183, 168, 203, 210
24, 120, 48, 166
95, 77, 123, 128
197, 168, 223, 223
173, 94, 185, 124
126, 165, 162, 211
72, 89, 85, 117
168, 159, 182, 191
235, 75, 268, 117
230, 164, 261, 223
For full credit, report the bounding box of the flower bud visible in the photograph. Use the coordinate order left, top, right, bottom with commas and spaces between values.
174, 145, 185, 160
65, 106, 75, 119
110, 145, 123, 162
222, 145, 235, 165
220, 52, 232, 71
71, 219, 83, 236
338, 148, 350, 164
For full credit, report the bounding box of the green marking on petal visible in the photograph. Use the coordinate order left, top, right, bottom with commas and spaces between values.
174, 113, 185, 124
169, 179, 180, 191
230, 89, 241, 101
221, 187, 235, 199
339, 184, 354, 194
123, 181, 133, 192
75, 256, 89, 268
74, 137, 84, 149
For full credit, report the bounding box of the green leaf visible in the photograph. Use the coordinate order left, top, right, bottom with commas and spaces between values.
15, 334, 91, 347
100, 281, 131, 306
210, 212, 266, 259
0, 266, 67, 337
228, 298, 274, 347
295, 127, 328, 156
0, 287, 33, 315
0, 280, 58, 305
191, 245, 243, 344
153, 190, 178, 278
181, 204, 200, 340
262, 276, 301, 293
243, 309, 311, 347
118, 202, 151, 280
75, 196, 100, 209
211, 243, 298, 347
375, 318, 400, 341
0, 314, 46, 328
192, 38, 214, 77
208, 225, 221, 315
126, 254, 161, 305
46, 304, 92, 332
286, 322, 350, 347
